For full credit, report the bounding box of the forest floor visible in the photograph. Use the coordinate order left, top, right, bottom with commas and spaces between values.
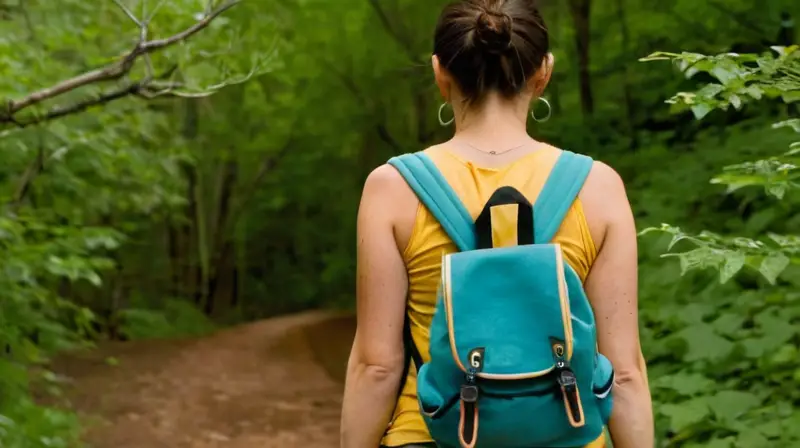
53, 310, 356, 448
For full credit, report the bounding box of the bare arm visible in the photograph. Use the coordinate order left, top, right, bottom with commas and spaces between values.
583, 163, 654, 448
340, 165, 409, 448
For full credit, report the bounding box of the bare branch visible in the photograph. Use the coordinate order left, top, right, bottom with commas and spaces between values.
1, 0, 240, 125
10, 65, 179, 127
14, 84, 143, 127
141, 0, 239, 52
112, 0, 143, 27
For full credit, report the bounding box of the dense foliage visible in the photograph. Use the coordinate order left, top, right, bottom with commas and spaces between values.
0, 0, 797, 446
639, 46, 800, 447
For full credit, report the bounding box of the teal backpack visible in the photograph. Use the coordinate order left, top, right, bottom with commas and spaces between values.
388, 150, 615, 448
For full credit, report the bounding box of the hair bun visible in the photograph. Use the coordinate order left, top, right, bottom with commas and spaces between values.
474, 9, 513, 55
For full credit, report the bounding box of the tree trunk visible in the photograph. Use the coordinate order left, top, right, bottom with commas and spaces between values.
179, 98, 201, 305
546, 1, 562, 116
568, 0, 594, 116
614, 0, 638, 148
203, 158, 238, 315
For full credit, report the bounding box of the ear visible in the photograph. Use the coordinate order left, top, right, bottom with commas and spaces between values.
527, 53, 555, 97
432, 55, 452, 102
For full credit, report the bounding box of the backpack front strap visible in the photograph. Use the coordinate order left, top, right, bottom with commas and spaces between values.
533, 150, 594, 243
458, 399, 479, 448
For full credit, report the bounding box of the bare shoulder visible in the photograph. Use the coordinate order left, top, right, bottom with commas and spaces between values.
360, 162, 419, 250
362, 163, 408, 196
584, 160, 627, 197
579, 159, 633, 248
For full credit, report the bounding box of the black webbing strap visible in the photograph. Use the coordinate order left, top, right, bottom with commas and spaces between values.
395, 312, 423, 401
385, 313, 424, 438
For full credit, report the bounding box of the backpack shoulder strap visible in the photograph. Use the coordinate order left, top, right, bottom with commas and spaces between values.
387, 152, 476, 252
386, 152, 474, 409
533, 150, 594, 243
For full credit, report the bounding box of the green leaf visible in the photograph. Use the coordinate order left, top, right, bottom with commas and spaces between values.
639, 51, 680, 61
675, 247, 723, 276
770, 344, 797, 366
729, 94, 743, 110
774, 119, 800, 133
653, 373, 715, 396
755, 310, 797, 347
707, 391, 761, 423
735, 429, 770, 447
720, 251, 746, 283
676, 324, 734, 362
660, 398, 711, 432
712, 313, 745, 336
702, 438, 736, 448
765, 182, 787, 199
782, 91, 800, 103
86, 271, 102, 287
759, 252, 790, 284
742, 337, 777, 358
691, 103, 713, 120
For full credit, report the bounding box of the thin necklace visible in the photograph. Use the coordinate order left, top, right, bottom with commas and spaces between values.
457, 139, 529, 156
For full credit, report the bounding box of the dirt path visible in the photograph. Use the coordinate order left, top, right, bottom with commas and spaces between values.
54, 310, 357, 448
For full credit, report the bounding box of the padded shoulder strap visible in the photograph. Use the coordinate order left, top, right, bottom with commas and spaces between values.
533, 150, 594, 243
387, 153, 476, 252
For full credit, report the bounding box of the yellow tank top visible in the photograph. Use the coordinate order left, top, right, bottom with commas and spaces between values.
381, 146, 606, 448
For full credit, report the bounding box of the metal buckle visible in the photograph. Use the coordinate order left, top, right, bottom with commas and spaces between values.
557, 369, 577, 389
460, 384, 479, 403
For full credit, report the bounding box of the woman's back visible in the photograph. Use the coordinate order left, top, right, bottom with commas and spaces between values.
380, 144, 605, 447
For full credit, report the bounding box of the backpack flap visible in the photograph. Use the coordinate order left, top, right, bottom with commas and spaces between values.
442, 244, 574, 379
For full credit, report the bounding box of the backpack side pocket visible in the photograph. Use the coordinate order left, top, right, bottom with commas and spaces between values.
592, 354, 614, 424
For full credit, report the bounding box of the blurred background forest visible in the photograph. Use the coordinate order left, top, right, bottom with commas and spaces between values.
0, 0, 798, 447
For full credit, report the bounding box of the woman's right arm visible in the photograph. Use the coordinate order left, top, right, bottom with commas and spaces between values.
583, 162, 654, 448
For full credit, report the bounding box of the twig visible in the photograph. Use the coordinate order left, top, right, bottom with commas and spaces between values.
112, 0, 142, 27
11, 143, 47, 208
140, 0, 239, 52
706, 0, 767, 39
144, 54, 154, 78
147, 0, 168, 23
366, 0, 417, 62
1, 0, 240, 125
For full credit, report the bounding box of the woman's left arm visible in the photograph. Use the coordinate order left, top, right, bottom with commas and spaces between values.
341, 165, 409, 448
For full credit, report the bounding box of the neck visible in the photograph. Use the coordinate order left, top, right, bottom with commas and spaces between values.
452, 93, 531, 145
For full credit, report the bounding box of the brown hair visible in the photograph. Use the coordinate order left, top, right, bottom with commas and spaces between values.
433, 0, 549, 105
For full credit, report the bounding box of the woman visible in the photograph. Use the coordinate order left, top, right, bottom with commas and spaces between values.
340, 0, 654, 447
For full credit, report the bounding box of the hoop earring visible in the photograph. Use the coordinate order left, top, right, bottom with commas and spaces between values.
531, 97, 552, 123
438, 102, 454, 126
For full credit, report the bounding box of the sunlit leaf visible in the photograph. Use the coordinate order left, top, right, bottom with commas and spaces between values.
759, 252, 790, 284
720, 251, 746, 283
